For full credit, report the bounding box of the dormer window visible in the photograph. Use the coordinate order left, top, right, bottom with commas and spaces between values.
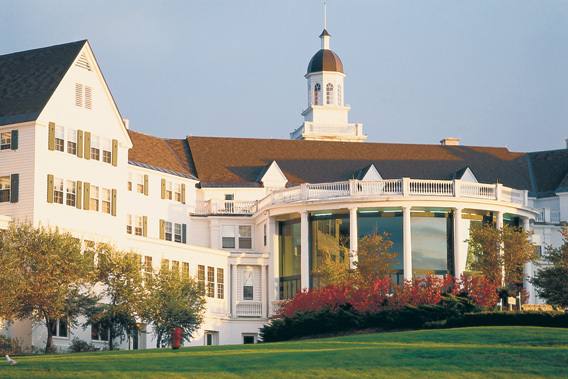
314, 83, 321, 105
326, 83, 334, 105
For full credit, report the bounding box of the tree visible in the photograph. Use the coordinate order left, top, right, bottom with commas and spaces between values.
88, 243, 146, 350
531, 225, 568, 307
144, 263, 206, 347
0, 223, 96, 353
312, 230, 398, 287
467, 223, 538, 287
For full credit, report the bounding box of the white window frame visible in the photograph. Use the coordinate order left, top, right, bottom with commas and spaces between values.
66, 180, 76, 207
1, 131, 11, 150
53, 177, 64, 204
91, 135, 100, 161
0, 176, 10, 202
55, 126, 65, 152
102, 137, 112, 164
67, 128, 77, 155
90, 185, 99, 211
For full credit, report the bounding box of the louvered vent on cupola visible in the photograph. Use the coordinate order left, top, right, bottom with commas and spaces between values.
75, 52, 92, 71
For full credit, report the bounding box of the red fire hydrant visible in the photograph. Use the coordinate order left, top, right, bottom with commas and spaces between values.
171, 327, 183, 350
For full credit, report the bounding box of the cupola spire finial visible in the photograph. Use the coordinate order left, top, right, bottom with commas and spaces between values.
320, 3, 330, 50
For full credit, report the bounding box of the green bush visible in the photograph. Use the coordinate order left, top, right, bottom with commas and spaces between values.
0, 335, 23, 355
446, 311, 568, 328
68, 338, 100, 353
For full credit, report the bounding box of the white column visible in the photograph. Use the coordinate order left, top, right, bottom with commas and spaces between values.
231, 264, 237, 317
522, 217, 533, 303
268, 218, 278, 308
403, 206, 412, 281
261, 264, 267, 318
349, 207, 358, 269
454, 207, 463, 278
496, 211, 504, 286
300, 211, 310, 289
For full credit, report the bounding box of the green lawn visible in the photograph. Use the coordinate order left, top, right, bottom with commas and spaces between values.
3, 327, 568, 378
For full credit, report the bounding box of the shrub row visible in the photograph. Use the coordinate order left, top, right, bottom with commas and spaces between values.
261, 294, 476, 342
446, 311, 568, 328
261, 300, 568, 342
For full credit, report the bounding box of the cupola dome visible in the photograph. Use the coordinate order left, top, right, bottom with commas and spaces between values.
306, 29, 344, 74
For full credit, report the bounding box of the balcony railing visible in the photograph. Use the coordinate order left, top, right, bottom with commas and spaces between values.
194, 179, 529, 215
236, 301, 262, 317
535, 209, 561, 223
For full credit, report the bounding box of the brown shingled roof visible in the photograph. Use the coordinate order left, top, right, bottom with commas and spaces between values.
185, 136, 532, 189
127, 130, 195, 178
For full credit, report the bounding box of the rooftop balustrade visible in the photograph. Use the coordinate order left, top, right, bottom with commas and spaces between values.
194, 178, 529, 215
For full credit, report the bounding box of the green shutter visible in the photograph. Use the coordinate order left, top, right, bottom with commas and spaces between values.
76, 181, 83, 209
181, 183, 186, 204
84, 131, 91, 160
182, 224, 187, 244
47, 174, 54, 203
159, 219, 165, 240
112, 139, 118, 167
111, 189, 117, 216
144, 175, 149, 196
10, 174, 19, 203
143, 216, 148, 237
77, 130, 84, 158
83, 182, 90, 210
161, 179, 166, 199
10, 130, 18, 150
48, 122, 55, 151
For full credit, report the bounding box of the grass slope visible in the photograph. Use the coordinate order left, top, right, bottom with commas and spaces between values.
2, 327, 568, 378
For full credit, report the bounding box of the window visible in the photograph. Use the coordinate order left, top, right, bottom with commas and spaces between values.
198, 265, 205, 287
338, 84, 342, 106
222, 226, 235, 248
134, 216, 143, 236
314, 83, 321, 105
264, 224, 267, 246
326, 83, 334, 105
182, 262, 190, 279
90, 185, 99, 211
243, 270, 254, 300
128, 173, 133, 191
101, 188, 111, 214
166, 181, 172, 200
66, 180, 76, 207
172, 260, 180, 272
217, 268, 224, 299
164, 221, 173, 241
53, 177, 64, 204
91, 323, 109, 341
67, 129, 77, 155
55, 126, 64, 152
75, 83, 83, 107
224, 194, 234, 213
1, 132, 11, 150
243, 335, 256, 344
239, 226, 252, 249
174, 183, 182, 202
174, 223, 182, 243
102, 138, 112, 164
49, 317, 68, 338
207, 266, 215, 298
127, 214, 132, 234
136, 174, 144, 194
144, 256, 153, 273
75, 83, 92, 109
0, 176, 10, 202
91, 135, 100, 160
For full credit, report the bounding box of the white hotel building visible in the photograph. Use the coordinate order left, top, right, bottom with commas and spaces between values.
0, 29, 567, 350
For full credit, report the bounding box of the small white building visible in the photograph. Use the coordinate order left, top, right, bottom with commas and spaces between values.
0, 27, 566, 350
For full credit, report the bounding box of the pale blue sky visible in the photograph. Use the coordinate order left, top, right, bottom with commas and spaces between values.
2, 1, 567, 152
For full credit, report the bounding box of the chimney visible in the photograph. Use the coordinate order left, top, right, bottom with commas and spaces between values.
123, 118, 130, 129
565, 138, 568, 149
440, 138, 460, 146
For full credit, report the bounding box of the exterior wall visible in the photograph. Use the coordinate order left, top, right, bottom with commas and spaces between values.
0, 123, 36, 223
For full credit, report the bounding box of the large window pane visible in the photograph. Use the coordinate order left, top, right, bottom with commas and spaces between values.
278, 220, 301, 299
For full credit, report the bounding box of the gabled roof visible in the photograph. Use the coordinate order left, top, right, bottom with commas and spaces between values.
127, 130, 197, 179
0, 40, 87, 126
184, 136, 532, 190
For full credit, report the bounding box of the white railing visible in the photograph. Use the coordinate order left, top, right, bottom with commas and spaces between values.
536, 209, 562, 223
195, 200, 258, 215
194, 179, 530, 215
236, 301, 262, 317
